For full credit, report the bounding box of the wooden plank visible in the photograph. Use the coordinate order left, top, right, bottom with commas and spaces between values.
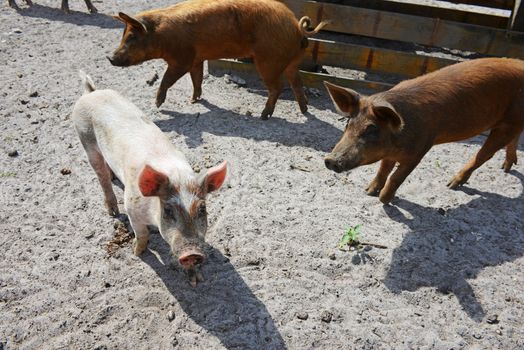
208, 59, 393, 94
305, 38, 459, 78
283, 0, 524, 58
443, 0, 514, 10
308, 0, 509, 28
511, 0, 524, 31
316, 1, 514, 10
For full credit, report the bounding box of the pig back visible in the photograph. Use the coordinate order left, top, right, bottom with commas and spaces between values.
384, 58, 524, 144
147, 0, 304, 60
78, 89, 185, 182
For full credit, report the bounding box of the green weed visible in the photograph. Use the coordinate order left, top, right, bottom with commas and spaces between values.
338, 224, 361, 249
0, 172, 17, 178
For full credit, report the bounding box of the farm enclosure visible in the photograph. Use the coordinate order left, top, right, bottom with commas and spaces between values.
1, 0, 524, 349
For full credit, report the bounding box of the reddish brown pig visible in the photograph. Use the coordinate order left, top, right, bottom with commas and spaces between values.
324, 58, 524, 204
108, 0, 328, 119
8, 0, 97, 13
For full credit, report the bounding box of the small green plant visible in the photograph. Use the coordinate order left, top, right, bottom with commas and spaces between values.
0, 172, 17, 178
338, 224, 361, 249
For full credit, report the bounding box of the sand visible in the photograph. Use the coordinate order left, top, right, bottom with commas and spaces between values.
1, 0, 523, 349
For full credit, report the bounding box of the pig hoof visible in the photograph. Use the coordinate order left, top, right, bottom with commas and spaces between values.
447, 179, 461, 190
378, 191, 394, 204
366, 189, 380, 197
447, 173, 469, 189
379, 197, 392, 205
155, 96, 166, 108
260, 112, 271, 120
365, 184, 381, 196
502, 159, 516, 173
299, 104, 308, 114
260, 107, 274, 120
105, 202, 120, 217
190, 97, 201, 104
132, 238, 148, 256
89, 7, 98, 14
107, 207, 120, 217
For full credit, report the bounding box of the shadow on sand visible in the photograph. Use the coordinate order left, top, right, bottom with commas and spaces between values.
139, 231, 286, 350
383, 170, 524, 322
156, 99, 342, 153
13, 4, 122, 29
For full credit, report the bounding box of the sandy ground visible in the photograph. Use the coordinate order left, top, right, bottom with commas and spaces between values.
1, 0, 524, 349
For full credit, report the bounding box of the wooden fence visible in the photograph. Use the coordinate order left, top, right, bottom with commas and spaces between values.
208, 0, 524, 94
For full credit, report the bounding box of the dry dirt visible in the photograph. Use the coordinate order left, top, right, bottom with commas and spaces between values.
1, 0, 523, 349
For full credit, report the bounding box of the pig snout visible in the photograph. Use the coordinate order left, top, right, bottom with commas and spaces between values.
107, 54, 129, 67
325, 156, 344, 173
178, 248, 206, 268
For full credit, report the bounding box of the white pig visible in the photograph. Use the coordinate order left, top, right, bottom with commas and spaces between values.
72, 71, 227, 286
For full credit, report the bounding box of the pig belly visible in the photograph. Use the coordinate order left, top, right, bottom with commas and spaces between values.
196, 42, 251, 60
433, 113, 507, 145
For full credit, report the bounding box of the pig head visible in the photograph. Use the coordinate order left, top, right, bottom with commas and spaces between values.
107, 12, 159, 67
136, 161, 227, 286
323, 81, 404, 173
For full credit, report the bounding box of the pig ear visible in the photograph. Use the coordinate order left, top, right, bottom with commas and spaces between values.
323, 81, 360, 117
201, 161, 228, 193
372, 103, 403, 131
112, 15, 126, 23
138, 165, 170, 197
118, 12, 148, 33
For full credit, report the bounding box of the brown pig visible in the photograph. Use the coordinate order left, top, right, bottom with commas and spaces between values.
108, 0, 328, 119
324, 58, 524, 204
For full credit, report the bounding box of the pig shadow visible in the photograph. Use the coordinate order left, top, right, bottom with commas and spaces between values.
383, 170, 524, 322
13, 4, 121, 29
207, 66, 344, 110
140, 232, 287, 350
156, 100, 342, 153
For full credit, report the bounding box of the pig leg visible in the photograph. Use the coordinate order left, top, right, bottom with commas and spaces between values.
83, 145, 119, 216
8, 0, 20, 9
156, 65, 189, 108
124, 194, 150, 255
379, 157, 424, 204
260, 77, 282, 120
366, 159, 397, 196
255, 60, 285, 120
9, 0, 32, 8
448, 127, 519, 189
284, 58, 308, 114
189, 62, 204, 103
60, 0, 70, 13
130, 221, 150, 256
82, 0, 97, 13
502, 134, 520, 173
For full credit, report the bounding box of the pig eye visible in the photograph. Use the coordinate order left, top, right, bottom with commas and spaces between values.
362, 124, 379, 139
163, 205, 176, 220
